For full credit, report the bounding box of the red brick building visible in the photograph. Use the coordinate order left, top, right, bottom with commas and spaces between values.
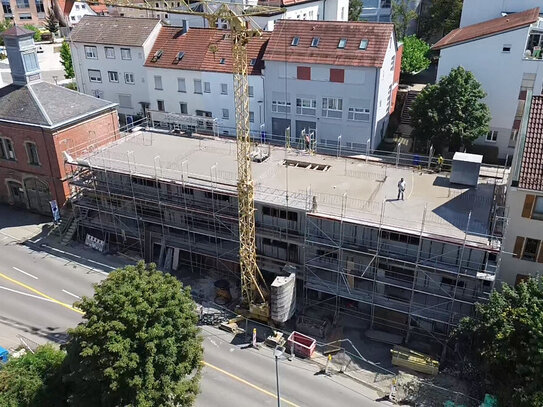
0, 26, 119, 215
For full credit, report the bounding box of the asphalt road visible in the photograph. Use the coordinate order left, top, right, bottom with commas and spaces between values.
0, 222, 384, 407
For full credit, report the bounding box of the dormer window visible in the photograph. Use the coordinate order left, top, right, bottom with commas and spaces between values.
311, 37, 320, 47
338, 38, 347, 49
359, 39, 369, 50
291, 36, 299, 46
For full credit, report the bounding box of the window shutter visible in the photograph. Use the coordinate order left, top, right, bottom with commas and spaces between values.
513, 236, 525, 258
297, 66, 311, 80
522, 194, 535, 218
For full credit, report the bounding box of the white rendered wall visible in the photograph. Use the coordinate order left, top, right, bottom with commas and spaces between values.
460, 0, 543, 27
436, 26, 543, 158
68, 2, 95, 26
263, 60, 380, 151
146, 67, 265, 136
71, 22, 161, 117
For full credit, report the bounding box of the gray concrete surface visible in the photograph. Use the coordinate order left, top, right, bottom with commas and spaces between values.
80, 130, 496, 243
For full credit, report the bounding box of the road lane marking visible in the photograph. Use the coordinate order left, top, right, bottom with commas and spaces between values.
62, 289, 81, 300
0, 285, 56, 303
203, 361, 301, 407
12, 266, 38, 280
0, 272, 84, 315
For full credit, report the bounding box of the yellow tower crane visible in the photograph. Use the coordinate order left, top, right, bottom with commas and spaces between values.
88, 0, 284, 320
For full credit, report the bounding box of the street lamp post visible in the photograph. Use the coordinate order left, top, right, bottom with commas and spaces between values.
274, 346, 285, 407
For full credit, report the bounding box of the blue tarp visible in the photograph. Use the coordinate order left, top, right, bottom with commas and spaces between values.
0, 346, 9, 363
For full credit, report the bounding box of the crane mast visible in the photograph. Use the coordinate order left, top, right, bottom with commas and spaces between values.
88, 0, 282, 319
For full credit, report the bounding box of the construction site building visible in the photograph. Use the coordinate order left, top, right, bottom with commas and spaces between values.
66, 130, 506, 347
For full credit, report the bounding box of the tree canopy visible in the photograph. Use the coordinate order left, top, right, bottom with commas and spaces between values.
400, 35, 430, 74
348, 0, 363, 22
454, 277, 543, 407
60, 42, 74, 79
391, 0, 418, 40
0, 345, 67, 407
22, 24, 41, 42
45, 8, 59, 41
419, 0, 462, 40
0, 19, 13, 46
64, 262, 203, 407
410, 66, 490, 153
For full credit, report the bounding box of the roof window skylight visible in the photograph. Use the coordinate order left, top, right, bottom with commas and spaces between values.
291, 36, 299, 46
151, 49, 163, 62
219, 58, 226, 64
359, 39, 369, 50
250, 58, 257, 66
338, 38, 347, 49
310, 37, 320, 47
173, 51, 184, 64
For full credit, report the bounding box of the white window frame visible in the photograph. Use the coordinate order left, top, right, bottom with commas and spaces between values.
249, 111, 254, 123
88, 69, 102, 83
248, 85, 254, 98
0, 137, 15, 160
204, 81, 211, 93
105, 46, 115, 59
25, 141, 40, 166
194, 79, 202, 94
272, 100, 291, 113
348, 107, 370, 122
157, 99, 165, 112
124, 72, 135, 84
84, 45, 97, 59
118, 94, 132, 109
108, 71, 119, 82
222, 108, 229, 119
180, 102, 188, 114
154, 75, 163, 90
120, 48, 131, 60
177, 78, 186, 92
296, 97, 316, 116
322, 97, 343, 118
486, 130, 498, 143
221, 83, 228, 95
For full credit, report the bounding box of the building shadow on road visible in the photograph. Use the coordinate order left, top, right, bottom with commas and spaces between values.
0, 315, 72, 347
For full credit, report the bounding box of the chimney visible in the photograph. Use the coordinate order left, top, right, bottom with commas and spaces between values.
2, 26, 41, 85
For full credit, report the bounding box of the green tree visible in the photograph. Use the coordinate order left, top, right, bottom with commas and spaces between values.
410, 66, 490, 152
0, 344, 67, 407
64, 262, 203, 407
391, 0, 418, 40
348, 0, 363, 22
45, 8, 58, 42
22, 24, 41, 42
0, 18, 13, 46
454, 277, 543, 407
419, 0, 462, 40
60, 41, 74, 79
400, 35, 430, 73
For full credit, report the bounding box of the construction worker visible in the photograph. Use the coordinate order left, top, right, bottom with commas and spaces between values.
397, 178, 406, 200
437, 155, 444, 172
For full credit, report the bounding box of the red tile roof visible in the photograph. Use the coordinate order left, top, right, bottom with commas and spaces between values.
264, 20, 394, 68
519, 95, 543, 191
144, 26, 270, 75
432, 8, 540, 50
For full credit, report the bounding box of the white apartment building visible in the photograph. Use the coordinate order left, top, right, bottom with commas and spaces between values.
67, 1, 96, 26
460, 0, 543, 27
69, 16, 161, 125
144, 25, 268, 136
168, 0, 348, 31
262, 20, 402, 152
433, 8, 543, 162
500, 92, 543, 287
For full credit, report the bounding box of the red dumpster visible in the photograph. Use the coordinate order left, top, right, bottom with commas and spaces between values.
287, 331, 316, 358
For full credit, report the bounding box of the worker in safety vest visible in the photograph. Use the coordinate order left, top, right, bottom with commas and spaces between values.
437, 155, 444, 172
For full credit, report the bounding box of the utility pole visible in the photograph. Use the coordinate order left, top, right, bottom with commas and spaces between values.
274, 346, 285, 407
